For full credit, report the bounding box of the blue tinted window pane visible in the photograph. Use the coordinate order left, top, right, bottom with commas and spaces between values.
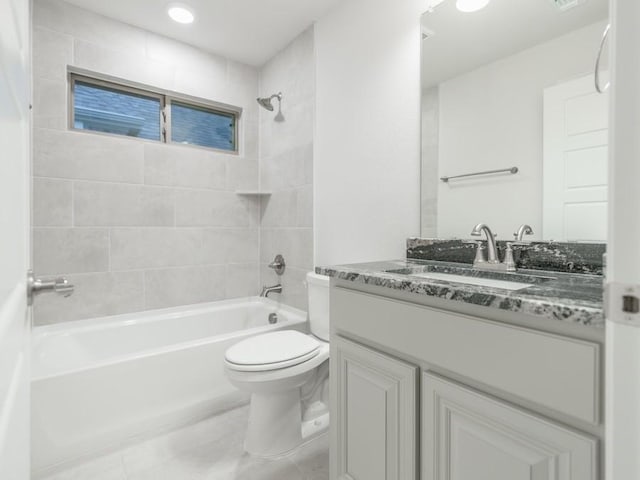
171, 102, 236, 151
73, 81, 161, 140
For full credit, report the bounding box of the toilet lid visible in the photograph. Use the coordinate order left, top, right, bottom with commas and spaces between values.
225, 331, 320, 371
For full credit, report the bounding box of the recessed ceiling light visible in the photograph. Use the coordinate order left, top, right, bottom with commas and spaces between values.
167, 3, 195, 24
456, 0, 491, 13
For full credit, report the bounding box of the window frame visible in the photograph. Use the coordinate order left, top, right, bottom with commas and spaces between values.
68, 70, 241, 154
165, 97, 238, 153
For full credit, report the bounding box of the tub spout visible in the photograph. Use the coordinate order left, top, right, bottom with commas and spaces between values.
260, 284, 282, 298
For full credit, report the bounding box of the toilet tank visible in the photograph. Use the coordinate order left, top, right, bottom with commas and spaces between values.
306, 272, 330, 341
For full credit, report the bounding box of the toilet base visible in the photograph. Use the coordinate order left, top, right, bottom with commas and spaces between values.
244, 389, 330, 458
244, 389, 301, 457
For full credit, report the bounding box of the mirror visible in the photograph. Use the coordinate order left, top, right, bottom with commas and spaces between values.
420, 0, 609, 242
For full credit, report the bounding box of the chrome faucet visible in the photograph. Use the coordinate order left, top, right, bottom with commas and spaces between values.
469, 223, 519, 272
260, 284, 282, 298
514, 224, 534, 242
470, 223, 499, 264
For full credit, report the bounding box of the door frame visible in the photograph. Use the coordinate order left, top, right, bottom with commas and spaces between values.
0, 0, 32, 477
606, 0, 640, 478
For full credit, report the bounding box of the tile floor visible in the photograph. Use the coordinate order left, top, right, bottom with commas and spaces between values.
42, 405, 329, 480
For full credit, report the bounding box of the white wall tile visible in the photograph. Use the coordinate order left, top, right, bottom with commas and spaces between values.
173, 68, 229, 104
34, 129, 145, 184
227, 61, 259, 95
226, 158, 259, 191
260, 190, 297, 227
110, 228, 203, 270
260, 100, 314, 159
296, 186, 313, 228
34, 271, 145, 325
33, 77, 67, 130
33, 26, 73, 81
33, 178, 73, 226
34, 0, 147, 57
240, 118, 259, 161
226, 61, 260, 108
225, 264, 261, 298
260, 228, 313, 270
201, 228, 259, 264
145, 32, 227, 81
175, 190, 258, 227
33, 228, 110, 275
143, 144, 227, 190
74, 39, 176, 92
259, 27, 315, 108
74, 182, 175, 227
260, 143, 312, 191
144, 266, 226, 310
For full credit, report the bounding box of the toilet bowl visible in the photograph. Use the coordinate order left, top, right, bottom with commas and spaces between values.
224, 272, 330, 457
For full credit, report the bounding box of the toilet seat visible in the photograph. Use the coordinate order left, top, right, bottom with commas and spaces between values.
225, 330, 320, 372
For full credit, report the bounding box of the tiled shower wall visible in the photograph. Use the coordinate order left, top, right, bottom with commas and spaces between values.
32, 0, 262, 324
258, 28, 315, 311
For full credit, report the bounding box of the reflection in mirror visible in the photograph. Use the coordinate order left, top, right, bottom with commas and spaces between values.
421, 0, 609, 242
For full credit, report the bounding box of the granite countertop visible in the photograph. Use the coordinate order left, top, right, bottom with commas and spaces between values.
316, 259, 604, 328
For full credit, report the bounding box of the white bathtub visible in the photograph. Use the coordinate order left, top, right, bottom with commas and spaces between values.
31, 297, 307, 476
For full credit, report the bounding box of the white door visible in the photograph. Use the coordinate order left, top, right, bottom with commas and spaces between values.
332, 336, 418, 480
606, 2, 640, 479
543, 74, 609, 241
422, 373, 598, 480
0, 0, 31, 477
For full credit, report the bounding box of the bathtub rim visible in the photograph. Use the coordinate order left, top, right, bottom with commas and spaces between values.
32, 297, 308, 382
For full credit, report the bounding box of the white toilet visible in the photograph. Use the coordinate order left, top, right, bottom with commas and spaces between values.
224, 272, 330, 457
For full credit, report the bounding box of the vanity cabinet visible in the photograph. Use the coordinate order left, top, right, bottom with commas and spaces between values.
330, 285, 603, 480
333, 336, 418, 480
422, 372, 597, 480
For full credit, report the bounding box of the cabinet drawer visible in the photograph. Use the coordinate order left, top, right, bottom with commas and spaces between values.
332, 287, 601, 425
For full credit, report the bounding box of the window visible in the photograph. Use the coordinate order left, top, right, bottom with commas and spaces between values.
171, 101, 236, 151
70, 73, 239, 153
73, 80, 162, 140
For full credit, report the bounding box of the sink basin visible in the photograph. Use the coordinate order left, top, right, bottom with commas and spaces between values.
411, 272, 534, 291
384, 262, 556, 291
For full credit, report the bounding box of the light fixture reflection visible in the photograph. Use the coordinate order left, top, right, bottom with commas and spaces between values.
167, 4, 195, 24
456, 0, 491, 13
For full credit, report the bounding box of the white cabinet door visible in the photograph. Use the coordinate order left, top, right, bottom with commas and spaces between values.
331, 336, 418, 480
0, 0, 31, 477
422, 372, 598, 480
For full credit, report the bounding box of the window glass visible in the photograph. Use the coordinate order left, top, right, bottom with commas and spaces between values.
73, 80, 161, 140
171, 101, 236, 151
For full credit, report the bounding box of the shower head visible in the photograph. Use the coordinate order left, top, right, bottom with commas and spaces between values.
256, 92, 282, 111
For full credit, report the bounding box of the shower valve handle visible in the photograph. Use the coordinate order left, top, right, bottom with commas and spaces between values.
268, 254, 286, 275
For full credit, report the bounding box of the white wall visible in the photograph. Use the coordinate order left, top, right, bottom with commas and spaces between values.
314, 0, 426, 266
435, 20, 607, 240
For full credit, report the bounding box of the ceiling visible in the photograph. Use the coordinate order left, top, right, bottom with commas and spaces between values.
62, 0, 344, 66
421, 0, 608, 87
